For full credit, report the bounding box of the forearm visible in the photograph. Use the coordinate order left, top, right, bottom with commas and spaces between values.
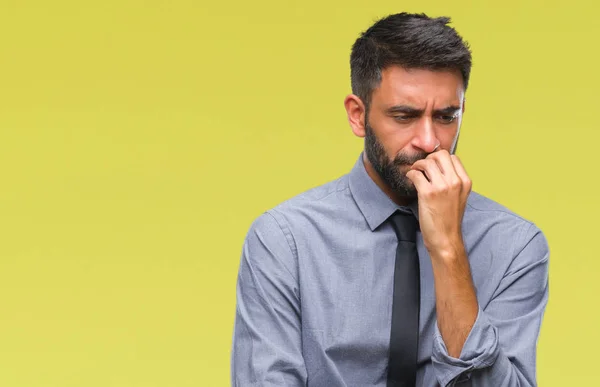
432, 307, 537, 387
430, 226, 549, 387
430, 238, 479, 358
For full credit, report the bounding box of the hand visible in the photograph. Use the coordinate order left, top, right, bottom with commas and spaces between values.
405, 150, 472, 259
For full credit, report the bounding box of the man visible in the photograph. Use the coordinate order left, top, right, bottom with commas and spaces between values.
231, 12, 549, 387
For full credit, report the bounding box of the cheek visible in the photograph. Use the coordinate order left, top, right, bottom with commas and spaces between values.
369, 122, 395, 149
378, 123, 414, 151
386, 137, 414, 159
436, 126, 460, 146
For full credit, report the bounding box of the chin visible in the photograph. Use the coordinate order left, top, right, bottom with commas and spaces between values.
390, 179, 417, 198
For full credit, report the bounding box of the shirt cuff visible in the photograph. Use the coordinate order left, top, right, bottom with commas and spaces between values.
431, 307, 500, 386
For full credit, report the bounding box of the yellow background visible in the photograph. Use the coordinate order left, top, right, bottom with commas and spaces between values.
0, 0, 596, 385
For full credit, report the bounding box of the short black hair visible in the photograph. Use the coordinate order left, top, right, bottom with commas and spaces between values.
350, 13, 472, 109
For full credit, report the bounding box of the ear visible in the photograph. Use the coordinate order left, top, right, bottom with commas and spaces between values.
344, 94, 367, 138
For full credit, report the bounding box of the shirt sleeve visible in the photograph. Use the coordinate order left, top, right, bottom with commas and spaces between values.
230, 211, 307, 387
431, 223, 550, 387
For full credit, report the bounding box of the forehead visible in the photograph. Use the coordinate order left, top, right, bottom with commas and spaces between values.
372, 66, 465, 107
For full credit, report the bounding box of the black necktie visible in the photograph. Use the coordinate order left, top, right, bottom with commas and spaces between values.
386, 210, 420, 387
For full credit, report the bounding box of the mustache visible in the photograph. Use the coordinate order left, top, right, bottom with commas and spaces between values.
392, 151, 429, 166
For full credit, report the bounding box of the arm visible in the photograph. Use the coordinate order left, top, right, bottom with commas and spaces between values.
430, 241, 479, 359
231, 212, 307, 387
407, 151, 549, 386
431, 224, 549, 386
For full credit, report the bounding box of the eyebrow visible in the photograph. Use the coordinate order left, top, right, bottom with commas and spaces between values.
385, 105, 461, 115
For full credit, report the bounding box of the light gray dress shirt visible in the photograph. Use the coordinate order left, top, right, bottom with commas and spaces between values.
231, 153, 549, 386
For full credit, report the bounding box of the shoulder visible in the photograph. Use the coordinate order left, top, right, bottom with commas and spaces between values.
265, 174, 352, 226
466, 191, 549, 267
246, 173, 351, 243
466, 191, 530, 222
466, 191, 540, 233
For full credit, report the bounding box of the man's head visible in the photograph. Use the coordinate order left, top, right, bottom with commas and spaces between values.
344, 13, 472, 198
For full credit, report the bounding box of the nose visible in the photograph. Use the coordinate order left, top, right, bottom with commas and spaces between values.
411, 117, 439, 153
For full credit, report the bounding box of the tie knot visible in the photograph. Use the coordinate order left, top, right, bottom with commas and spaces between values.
388, 210, 418, 242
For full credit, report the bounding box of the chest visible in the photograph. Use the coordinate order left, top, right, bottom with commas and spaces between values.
297, 230, 438, 362
295, 226, 496, 357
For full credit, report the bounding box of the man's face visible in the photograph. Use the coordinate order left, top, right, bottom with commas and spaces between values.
364, 66, 465, 197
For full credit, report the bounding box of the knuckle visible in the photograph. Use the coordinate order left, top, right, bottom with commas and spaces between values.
431, 184, 448, 196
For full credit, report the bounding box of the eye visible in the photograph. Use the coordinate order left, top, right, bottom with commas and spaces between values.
437, 115, 457, 124
393, 115, 414, 122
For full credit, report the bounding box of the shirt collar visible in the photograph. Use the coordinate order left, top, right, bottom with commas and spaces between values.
348, 152, 420, 231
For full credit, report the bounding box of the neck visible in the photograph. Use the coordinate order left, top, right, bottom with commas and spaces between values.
362, 152, 414, 207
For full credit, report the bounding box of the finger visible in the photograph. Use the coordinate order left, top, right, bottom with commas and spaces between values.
428, 150, 458, 178
405, 169, 430, 193
411, 159, 444, 184
450, 155, 472, 196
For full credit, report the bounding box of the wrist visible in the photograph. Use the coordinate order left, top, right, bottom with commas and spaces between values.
428, 234, 466, 262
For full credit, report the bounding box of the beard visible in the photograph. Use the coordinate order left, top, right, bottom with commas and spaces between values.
364, 118, 428, 199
